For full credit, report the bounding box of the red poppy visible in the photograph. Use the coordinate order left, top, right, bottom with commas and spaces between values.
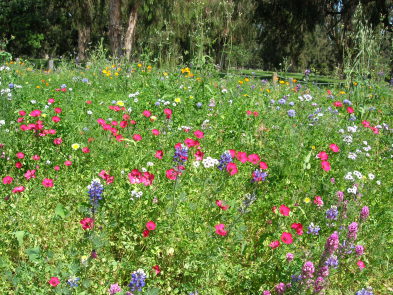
281, 232, 293, 244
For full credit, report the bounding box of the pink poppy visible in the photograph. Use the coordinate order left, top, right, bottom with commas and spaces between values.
165, 169, 178, 180
291, 223, 304, 235
216, 200, 229, 210
155, 150, 163, 159
229, 149, 236, 158
152, 129, 160, 135
48, 98, 55, 103
246, 110, 252, 115
164, 108, 172, 119
347, 107, 354, 114
329, 144, 340, 152
361, 120, 370, 128
321, 161, 331, 171
279, 205, 290, 216
29, 110, 42, 117
52, 116, 61, 123
253, 111, 259, 117
184, 138, 199, 147
2, 176, 13, 184
269, 240, 280, 249
53, 138, 63, 145
119, 120, 128, 128
357, 260, 366, 269
317, 151, 328, 161
82, 147, 90, 153
80, 217, 94, 230
15, 162, 23, 169
64, 160, 72, 166
194, 130, 204, 138
42, 178, 54, 187
32, 155, 40, 161
236, 151, 248, 163
12, 186, 25, 193
16, 152, 25, 159
133, 134, 142, 141
248, 154, 260, 164
48, 277, 60, 287
152, 265, 161, 275
146, 221, 156, 231
314, 196, 324, 207
226, 162, 238, 175
142, 110, 151, 117
54, 166, 60, 171
195, 150, 204, 161
281, 232, 293, 244
215, 224, 227, 236
19, 110, 26, 116
333, 101, 343, 107
259, 161, 268, 169
24, 170, 36, 180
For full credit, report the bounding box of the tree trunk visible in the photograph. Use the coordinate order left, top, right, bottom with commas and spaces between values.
78, 26, 91, 62
109, 0, 122, 57
124, 5, 138, 60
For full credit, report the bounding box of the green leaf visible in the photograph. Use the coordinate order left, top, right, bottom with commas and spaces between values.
14, 231, 25, 247
26, 247, 41, 263
55, 203, 66, 218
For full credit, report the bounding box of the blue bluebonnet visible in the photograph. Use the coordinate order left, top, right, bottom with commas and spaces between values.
343, 99, 352, 105
307, 223, 320, 235
291, 274, 302, 283
356, 288, 374, 295
287, 109, 296, 117
326, 206, 339, 220
67, 277, 80, 287
270, 99, 275, 104
289, 101, 295, 106
325, 255, 339, 268
128, 269, 146, 292
278, 98, 286, 104
82, 78, 89, 83
218, 151, 232, 171
61, 84, 67, 88
88, 179, 104, 207
174, 146, 188, 165
196, 102, 202, 108
8, 83, 14, 89
251, 169, 268, 183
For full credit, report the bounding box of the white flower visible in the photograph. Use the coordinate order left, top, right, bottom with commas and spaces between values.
46, 160, 51, 165
348, 153, 357, 160
31, 100, 37, 104
87, 110, 93, 115
0, 120, 5, 126
376, 180, 381, 185
344, 172, 354, 181
133, 98, 138, 103
141, 167, 147, 172
172, 103, 176, 106
193, 161, 200, 168
347, 186, 357, 194
368, 173, 375, 180
147, 162, 154, 167
353, 171, 362, 179
338, 129, 345, 133
347, 126, 358, 133
343, 135, 353, 144
363, 141, 368, 145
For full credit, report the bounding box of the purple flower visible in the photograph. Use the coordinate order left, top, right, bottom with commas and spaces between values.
356, 287, 374, 295
302, 261, 315, 279
360, 206, 369, 220
326, 206, 339, 220
325, 255, 339, 268
355, 245, 364, 256
287, 109, 296, 117
324, 231, 339, 255
251, 169, 268, 183
275, 282, 286, 294
262, 291, 271, 295
314, 276, 325, 293
307, 223, 320, 235
286, 253, 294, 262
109, 283, 122, 294
348, 222, 358, 240
318, 266, 329, 278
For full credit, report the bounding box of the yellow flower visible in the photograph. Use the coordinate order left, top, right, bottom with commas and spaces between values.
339, 91, 346, 94
174, 97, 181, 103
147, 65, 152, 70
41, 114, 47, 118
311, 146, 316, 150
36, 86, 40, 88
244, 78, 250, 82
266, 89, 271, 93
189, 95, 194, 99
167, 248, 175, 256
72, 143, 80, 150
238, 80, 243, 84
163, 72, 168, 76
116, 101, 124, 106
353, 82, 358, 86
137, 63, 142, 68
115, 72, 119, 76
304, 197, 311, 203
150, 115, 157, 121
293, 79, 297, 83
279, 80, 285, 84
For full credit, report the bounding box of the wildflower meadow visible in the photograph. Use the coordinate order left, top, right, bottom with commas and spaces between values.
0, 61, 392, 295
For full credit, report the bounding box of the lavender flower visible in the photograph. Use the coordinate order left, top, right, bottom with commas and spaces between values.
128, 269, 146, 292
336, 191, 344, 202
318, 266, 329, 278
67, 277, 80, 287
262, 291, 271, 295
286, 253, 294, 262
314, 276, 325, 293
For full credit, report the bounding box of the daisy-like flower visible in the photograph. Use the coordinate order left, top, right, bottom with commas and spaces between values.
72, 143, 80, 150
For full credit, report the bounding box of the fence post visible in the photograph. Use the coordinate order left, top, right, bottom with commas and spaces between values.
48, 59, 54, 72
